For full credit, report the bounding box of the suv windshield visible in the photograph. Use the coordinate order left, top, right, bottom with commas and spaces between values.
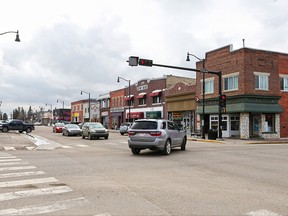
131, 121, 158, 130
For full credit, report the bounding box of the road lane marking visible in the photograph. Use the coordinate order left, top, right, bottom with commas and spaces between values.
0, 171, 45, 179
0, 177, 57, 188
0, 162, 28, 166
0, 186, 73, 201
0, 197, 87, 215
77, 144, 89, 147
62, 145, 73, 149
0, 166, 36, 172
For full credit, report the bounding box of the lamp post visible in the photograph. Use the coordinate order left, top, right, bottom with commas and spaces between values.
81, 91, 91, 122
57, 99, 64, 109
186, 52, 206, 139
117, 76, 131, 123
0, 30, 20, 42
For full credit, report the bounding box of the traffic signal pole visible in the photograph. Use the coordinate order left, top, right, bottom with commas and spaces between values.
127, 57, 223, 140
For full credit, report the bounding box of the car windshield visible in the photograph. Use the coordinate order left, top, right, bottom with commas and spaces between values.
89, 123, 104, 129
55, 123, 65, 127
131, 121, 158, 130
67, 124, 79, 128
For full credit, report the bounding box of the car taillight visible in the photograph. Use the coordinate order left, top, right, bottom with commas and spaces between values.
128, 131, 136, 136
149, 131, 162, 137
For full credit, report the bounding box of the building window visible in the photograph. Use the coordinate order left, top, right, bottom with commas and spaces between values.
231, 116, 240, 131
202, 78, 214, 94
126, 100, 134, 107
254, 72, 269, 90
210, 116, 218, 130
152, 96, 161, 104
139, 98, 146, 105
280, 76, 288, 91
224, 74, 238, 91
264, 114, 275, 132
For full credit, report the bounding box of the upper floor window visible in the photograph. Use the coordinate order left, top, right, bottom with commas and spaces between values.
202, 78, 214, 94
139, 98, 146, 105
280, 75, 288, 91
224, 73, 238, 91
254, 72, 269, 90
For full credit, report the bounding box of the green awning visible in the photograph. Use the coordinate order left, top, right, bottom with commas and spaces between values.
197, 102, 283, 114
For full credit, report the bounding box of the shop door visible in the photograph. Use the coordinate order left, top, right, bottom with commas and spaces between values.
183, 116, 190, 134
253, 115, 260, 135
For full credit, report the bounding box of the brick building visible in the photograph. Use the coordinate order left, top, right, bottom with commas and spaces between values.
195, 45, 285, 139
98, 93, 110, 128
71, 99, 98, 123
110, 88, 125, 129
165, 76, 196, 135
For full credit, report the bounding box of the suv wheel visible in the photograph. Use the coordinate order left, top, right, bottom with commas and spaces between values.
82, 134, 85, 139
88, 133, 93, 140
26, 128, 32, 133
181, 136, 187, 150
131, 149, 140, 155
162, 139, 171, 155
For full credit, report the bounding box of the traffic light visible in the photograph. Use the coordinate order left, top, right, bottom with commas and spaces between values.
220, 94, 227, 108
138, 58, 153, 67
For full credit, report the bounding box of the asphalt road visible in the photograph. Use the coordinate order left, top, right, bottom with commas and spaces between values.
0, 126, 288, 216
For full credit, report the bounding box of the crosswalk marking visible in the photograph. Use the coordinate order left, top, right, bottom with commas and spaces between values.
0, 166, 36, 172
0, 158, 22, 162
0, 156, 17, 159
0, 162, 28, 166
0, 153, 86, 215
0, 197, 87, 215
0, 171, 45, 179
0, 186, 73, 201
0, 177, 58, 188
3, 147, 16, 151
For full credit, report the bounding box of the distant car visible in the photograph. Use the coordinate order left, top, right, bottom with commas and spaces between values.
53, 122, 65, 133
82, 122, 109, 140
128, 119, 187, 155
119, 122, 132, 135
62, 124, 82, 136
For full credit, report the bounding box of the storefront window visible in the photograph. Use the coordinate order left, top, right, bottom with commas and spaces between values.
222, 116, 227, 131
231, 116, 240, 131
264, 114, 275, 132
210, 116, 218, 130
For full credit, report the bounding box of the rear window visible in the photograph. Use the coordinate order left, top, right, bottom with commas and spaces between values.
131, 121, 158, 130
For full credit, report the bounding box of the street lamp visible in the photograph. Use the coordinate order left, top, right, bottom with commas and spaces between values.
81, 90, 91, 122
0, 30, 20, 42
57, 99, 64, 109
117, 76, 131, 123
186, 52, 206, 139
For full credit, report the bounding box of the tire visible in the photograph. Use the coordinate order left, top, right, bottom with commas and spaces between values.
26, 128, 32, 133
105, 136, 108, 139
131, 149, 140, 155
82, 134, 85, 139
19, 131, 23, 133
120, 133, 124, 135
88, 133, 93, 140
181, 136, 187, 151
162, 139, 171, 155
2, 127, 9, 133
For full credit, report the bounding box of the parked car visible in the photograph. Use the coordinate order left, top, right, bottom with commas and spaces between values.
128, 119, 187, 155
0, 119, 35, 133
82, 122, 109, 140
119, 122, 132, 135
53, 122, 65, 133
62, 124, 82, 136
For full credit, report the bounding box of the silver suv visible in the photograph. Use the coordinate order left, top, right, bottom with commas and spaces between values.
128, 119, 187, 155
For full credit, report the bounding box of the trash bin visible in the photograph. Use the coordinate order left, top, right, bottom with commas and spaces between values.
208, 129, 218, 140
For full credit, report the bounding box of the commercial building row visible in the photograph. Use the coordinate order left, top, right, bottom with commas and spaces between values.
69, 44, 288, 140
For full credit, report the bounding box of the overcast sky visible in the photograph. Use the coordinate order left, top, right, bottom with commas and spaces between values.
0, 0, 287, 115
